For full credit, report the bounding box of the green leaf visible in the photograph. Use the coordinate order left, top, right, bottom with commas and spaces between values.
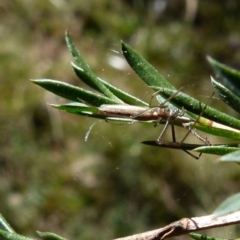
220, 149, 240, 163
51, 103, 104, 118
36, 231, 67, 240
121, 41, 179, 109
31, 79, 117, 106
0, 214, 15, 233
211, 77, 240, 114
65, 32, 123, 103
72, 62, 148, 106
192, 123, 240, 140
207, 56, 240, 96
0, 230, 34, 240
152, 87, 240, 130
121, 41, 175, 89
212, 192, 240, 217
189, 232, 228, 240
52, 103, 153, 124
194, 145, 240, 155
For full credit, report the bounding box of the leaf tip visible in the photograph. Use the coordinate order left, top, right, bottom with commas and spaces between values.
30, 79, 42, 85
206, 55, 215, 65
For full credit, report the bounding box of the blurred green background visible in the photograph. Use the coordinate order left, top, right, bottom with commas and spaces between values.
1, 1, 240, 239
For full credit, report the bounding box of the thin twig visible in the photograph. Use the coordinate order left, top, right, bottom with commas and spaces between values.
113, 211, 240, 240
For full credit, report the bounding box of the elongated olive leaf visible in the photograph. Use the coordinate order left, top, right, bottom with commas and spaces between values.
211, 77, 240, 114
121, 41, 175, 90
189, 232, 228, 240
194, 145, 240, 155
51, 103, 105, 119
31, 79, 117, 106
0, 230, 34, 240
153, 86, 240, 130
220, 149, 240, 163
65, 32, 123, 103
72, 62, 148, 106
212, 192, 240, 218
193, 123, 240, 140
51, 103, 150, 124
0, 214, 15, 233
37, 231, 67, 240
121, 41, 177, 109
207, 56, 240, 96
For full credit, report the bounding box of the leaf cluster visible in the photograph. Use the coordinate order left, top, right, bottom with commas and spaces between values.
32, 32, 240, 160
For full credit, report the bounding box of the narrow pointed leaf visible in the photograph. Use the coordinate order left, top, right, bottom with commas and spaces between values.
211, 77, 240, 114
65, 32, 123, 103
0, 230, 34, 240
0, 214, 15, 233
51, 103, 105, 118
207, 56, 240, 96
194, 145, 240, 155
193, 123, 240, 140
153, 87, 240, 130
189, 232, 227, 240
220, 149, 240, 163
72, 62, 147, 106
212, 192, 240, 217
37, 231, 67, 240
121, 41, 175, 89
51, 102, 98, 113
121, 41, 177, 108
51, 103, 151, 123
31, 79, 117, 106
